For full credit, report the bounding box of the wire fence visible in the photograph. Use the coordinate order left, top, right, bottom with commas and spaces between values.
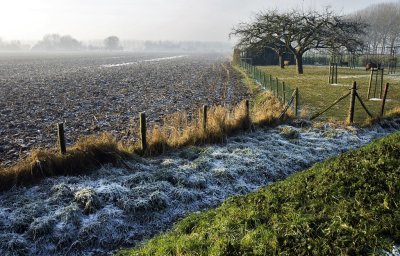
239, 60, 299, 116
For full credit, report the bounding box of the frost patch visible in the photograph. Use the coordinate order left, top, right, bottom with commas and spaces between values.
0, 119, 399, 255
74, 188, 102, 214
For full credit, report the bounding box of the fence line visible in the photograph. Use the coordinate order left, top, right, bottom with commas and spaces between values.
310, 81, 386, 123
239, 60, 299, 116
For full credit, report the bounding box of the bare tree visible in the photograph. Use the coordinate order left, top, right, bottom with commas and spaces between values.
231, 18, 287, 68
232, 9, 366, 74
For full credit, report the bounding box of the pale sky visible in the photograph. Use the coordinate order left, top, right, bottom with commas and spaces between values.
0, 0, 396, 42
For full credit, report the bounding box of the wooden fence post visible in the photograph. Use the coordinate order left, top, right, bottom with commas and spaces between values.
328, 63, 332, 84
245, 99, 250, 119
269, 75, 272, 92
57, 123, 66, 154
245, 99, 250, 130
140, 112, 147, 151
203, 105, 208, 131
380, 83, 390, 117
282, 82, 286, 102
380, 69, 384, 98
348, 81, 357, 124
367, 69, 374, 99
294, 88, 299, 117
263, 73, 266, 90
335, 63, 338, 84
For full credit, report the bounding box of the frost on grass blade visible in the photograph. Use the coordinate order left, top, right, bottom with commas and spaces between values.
0, 120, 399, 255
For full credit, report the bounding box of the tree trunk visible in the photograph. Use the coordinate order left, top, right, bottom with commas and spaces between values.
279, 55, 285, 69
295, 54, 304, 74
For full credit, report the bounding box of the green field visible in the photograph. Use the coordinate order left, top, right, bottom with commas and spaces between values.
118, 131, 400, 255
257, 65, 400, 123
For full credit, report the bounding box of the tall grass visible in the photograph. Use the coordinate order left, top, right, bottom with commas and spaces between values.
0, 89, 287, 192
0, 134, 130, 191
132, 92, 286, 156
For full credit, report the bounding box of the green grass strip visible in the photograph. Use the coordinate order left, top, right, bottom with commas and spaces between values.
118, 131, 400, 255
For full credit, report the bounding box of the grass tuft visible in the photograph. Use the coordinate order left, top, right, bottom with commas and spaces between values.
0, 133, 130, 192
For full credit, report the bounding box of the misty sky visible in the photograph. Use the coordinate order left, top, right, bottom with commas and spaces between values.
0, 0, 396, 42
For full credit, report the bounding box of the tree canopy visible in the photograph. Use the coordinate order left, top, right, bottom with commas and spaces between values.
104, 36, 121, 51
32, 34, 83, 51
231, 9, 366, 74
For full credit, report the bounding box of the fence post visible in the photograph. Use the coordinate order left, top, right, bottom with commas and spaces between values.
245, 99, 250, 119
57, 123, 66, 154
140, 112, 147, 151
282, 82, 286, 102
269, 75, 272, 92
367, 69, 373, 99
263, 73, 266, 90
276, 78, 279, 97
245, 99, 250, 130
294, 88, 299, 117
203, 105, 208, 131
380, 83, 390, 117
348, 81, 357, 124
380, 69, 384, 98
328, 63, 332, 84
335, 63, 338, 84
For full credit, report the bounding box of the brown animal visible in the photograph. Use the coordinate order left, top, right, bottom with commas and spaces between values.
284, 60, 290, 66
366, 62, 381, 71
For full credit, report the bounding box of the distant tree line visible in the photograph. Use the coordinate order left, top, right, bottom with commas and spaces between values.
32, 34, 84, 51
0, 35, 232, 52
30, 34, 122, 51
351, 2, 400, 54
0, 38, 28, 51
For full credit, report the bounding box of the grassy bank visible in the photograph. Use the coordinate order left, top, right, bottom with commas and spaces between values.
119, 131, 400, 255
258, 65, 400, 123
0, 65, 287, 192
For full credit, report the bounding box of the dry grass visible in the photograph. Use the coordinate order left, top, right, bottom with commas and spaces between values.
134, 93, 286, 156
252, 92, 288, 125
0, 134, 130, 191
0, 88, 286, 192
387, 106, 400, 118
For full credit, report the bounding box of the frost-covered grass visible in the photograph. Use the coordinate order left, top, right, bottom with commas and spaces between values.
1, 119, 399, 255
120, 129, 400, 256
258, 65, 400, 123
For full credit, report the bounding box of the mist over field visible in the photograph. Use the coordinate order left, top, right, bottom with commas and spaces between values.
0, 0, 395, 52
